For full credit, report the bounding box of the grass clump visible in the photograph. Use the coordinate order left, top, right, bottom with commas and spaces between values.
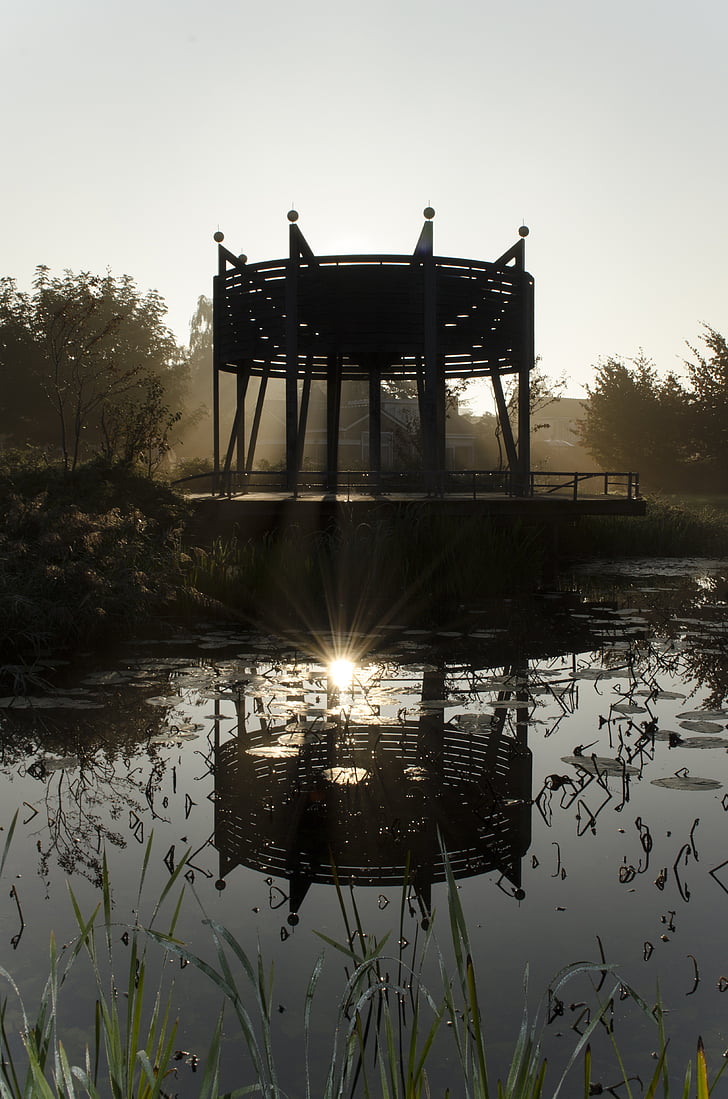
176, 511, 546, 633
0, 824, 726, 1098
562, 495, 728, 559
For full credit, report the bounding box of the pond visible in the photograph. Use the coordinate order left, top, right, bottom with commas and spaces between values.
2, 557, 728, 1095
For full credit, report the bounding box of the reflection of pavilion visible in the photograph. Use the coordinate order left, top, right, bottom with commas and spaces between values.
213, 664, 532, 916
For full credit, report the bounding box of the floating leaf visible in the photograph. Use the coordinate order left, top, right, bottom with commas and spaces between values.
678, 720, 724, 734
561, 755, 639, 776
651, 775, 722, 791
321, 766, 370, 785
0, 696, 103, 709
246, 744, 300, 758
678, 737, 728, 749
678, 710, 728, 721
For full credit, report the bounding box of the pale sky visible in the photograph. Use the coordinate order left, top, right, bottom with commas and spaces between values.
2, 0, 726, 408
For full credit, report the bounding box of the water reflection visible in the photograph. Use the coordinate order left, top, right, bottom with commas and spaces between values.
2, 560, 728, 1089
213, 659, 533, 917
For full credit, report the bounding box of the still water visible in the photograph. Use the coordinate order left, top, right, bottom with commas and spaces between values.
2, 558, 728, 1094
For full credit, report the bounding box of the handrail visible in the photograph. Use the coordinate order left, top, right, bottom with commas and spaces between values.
174, 469, 641, 501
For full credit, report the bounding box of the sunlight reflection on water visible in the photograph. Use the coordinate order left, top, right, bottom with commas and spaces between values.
1, 556, 728, 1092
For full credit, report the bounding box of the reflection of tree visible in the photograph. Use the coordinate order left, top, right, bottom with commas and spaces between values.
33, 759, 140, 887
681, 646, 728, 710
0, 690, 177, 886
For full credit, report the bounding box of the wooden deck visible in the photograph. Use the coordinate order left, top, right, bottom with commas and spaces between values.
187, 487, 646, 540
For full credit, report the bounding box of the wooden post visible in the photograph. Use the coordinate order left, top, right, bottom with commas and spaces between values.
212, 253, 225, 493
285, 219, 300, 493
246, 369, 269, 474
236, 368, 247, 484
369, 359, 382, 493
517, 270, 534, 496
326, 354, 341, 493
296, 361, 312, 480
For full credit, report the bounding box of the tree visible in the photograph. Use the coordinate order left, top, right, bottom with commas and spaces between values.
0, 268, 190, 471
99, 373, 182, 476
580, 353, 691, 487
174, 295, 212, 459
683, 326, 728, 486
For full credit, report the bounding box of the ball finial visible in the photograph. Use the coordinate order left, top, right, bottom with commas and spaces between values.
213, 230, 224, 243
423, 206, 435, 220
287, 209, 299, 222
238, 253, 247, 264
518, 225, 529, 238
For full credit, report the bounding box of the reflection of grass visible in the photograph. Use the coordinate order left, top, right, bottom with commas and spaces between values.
563, 495, 728, 558
1, 825, 724, 1098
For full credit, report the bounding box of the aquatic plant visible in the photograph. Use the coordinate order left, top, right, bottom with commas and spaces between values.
176, 510, 546, 635
562, 494, 728, 558
1, 813, 723, 1098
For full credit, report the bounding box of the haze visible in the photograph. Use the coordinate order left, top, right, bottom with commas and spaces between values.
2, 0, 725, 403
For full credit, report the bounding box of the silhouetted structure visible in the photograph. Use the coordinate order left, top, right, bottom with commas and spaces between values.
212, 662, 532, 918
212, 209, 534, 495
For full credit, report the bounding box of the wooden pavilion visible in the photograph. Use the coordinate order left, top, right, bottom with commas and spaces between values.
212, 208, 534, 496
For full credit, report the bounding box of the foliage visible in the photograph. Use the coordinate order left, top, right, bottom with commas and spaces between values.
0, 826, 213, 1099
580, 329, 728, 492
99, 375, 182, 477
0, 269, 189, 472
560, 494, 728, 559
176, 511, 546, 634
174, 295, 213, 459
580, 354, 690, 488
0, 821, 726, 1097
0, 453, 189, 680
683, 326, 728, 484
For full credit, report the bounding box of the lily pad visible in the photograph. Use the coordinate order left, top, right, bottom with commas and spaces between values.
678, 736, 728, 749
651, 775, 722, 791
678, 720, 724, 734
246, 745, 300, 758
322, 766, 370, 785
403, 766, 431, 781
276, 732, 321, 746
561, 755, 639, 776
0, 696, 103, 709
678, 710, 728, 721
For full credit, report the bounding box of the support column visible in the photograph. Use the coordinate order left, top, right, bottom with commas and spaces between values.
296, 362, 312, 478
236, 369, 246, 482
368, 360, 382, 493
212, 254, 225, 493
246, 369, 269, 474
490, 368, 519, 475
285, 219, 300, 493
417, 214, 444, 495
212, 362, 220, 492
326, 354, 341, 494
516, 271, 534, 496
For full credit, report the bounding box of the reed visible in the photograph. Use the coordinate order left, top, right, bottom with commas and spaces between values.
176, 511, 546, 632
562, 495, 728, 558
0, 823, 725, 1097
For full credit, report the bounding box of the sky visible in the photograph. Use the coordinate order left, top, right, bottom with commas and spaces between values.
2, 0, 726, 411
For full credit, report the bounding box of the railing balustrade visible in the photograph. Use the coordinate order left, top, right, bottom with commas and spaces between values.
174, 469, 641, 501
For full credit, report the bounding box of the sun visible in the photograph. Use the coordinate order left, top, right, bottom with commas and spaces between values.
329, 658, 355, 691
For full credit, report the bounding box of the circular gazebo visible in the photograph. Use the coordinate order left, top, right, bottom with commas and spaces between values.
212, 209, 534, 495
